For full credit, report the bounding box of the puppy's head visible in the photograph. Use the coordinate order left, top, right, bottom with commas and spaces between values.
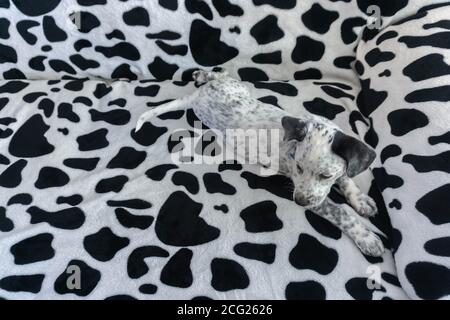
281, 116, 376, 208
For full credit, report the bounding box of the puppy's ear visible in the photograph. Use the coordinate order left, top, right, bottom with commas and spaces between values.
281, 116, 308, 142
331, 131, 376, 178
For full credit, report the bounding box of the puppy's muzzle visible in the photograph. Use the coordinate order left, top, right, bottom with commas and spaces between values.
294, 194, 323, 208
294, 194, 312, 207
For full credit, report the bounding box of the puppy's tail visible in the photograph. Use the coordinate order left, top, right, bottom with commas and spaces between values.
136, 109, 157, 132
135, 94, 196, 132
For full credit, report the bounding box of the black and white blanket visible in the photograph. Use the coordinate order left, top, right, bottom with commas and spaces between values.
356, 5, 450, 300
0, 0, 448, 300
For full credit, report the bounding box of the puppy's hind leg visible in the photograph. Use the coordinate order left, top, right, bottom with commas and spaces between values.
135, 93, 197, 132
193, 68, 229, 85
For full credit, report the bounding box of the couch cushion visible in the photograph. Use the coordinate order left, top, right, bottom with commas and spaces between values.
0, 0, 436, 81
356, 5, 450, 300
0, 78, 407, 299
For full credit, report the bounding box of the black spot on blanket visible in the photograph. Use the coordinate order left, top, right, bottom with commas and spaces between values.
189, 19, 238, 66
114, 208, 154, 230
95, 42, 140, 61
345, 277, 385, 300
107, 147, 146, 169
10, 233, 55, 265
210, 258, 249, 292
233, 242, 276, 264
286, 281, 326, 300
405, 86, 450, 103
405, 262, 450, 300
416, 184, 450, 225
146, 164, 178, 181
172, 171, 200, 195
302, 4, 338, 34
35, 166, 70, 189
250, 15, 284, 45
155, 191, 220, 246
0, 274, 44, 294
0, 159, 27, 188
54, 260, 100, 296
203, 173, 236, 195
388, 109, 429, 136
403, 54, 450, 82
240, 201, 283, 233
84, 227, 130, 262
292, 36, 325, 64
26, 206, 85, 230
0, 207, 14, 232
403, 151, 450, 173
123, 7, 150, 27
95, 175, 129, 194
289, 233, 338, 275
57, 194, 83, 206
380, 145, 402, 164
12, 0, 61, 16
63, 157, 100, 171
43, 16, 67, 42
9, 114, 54, 158
160, 248, 194, 288
77, 129, 109, 151
7, 193, 32, 206
127, 246, 169, 279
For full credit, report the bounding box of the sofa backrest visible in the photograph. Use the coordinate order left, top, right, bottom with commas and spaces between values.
0, 0, 442, 81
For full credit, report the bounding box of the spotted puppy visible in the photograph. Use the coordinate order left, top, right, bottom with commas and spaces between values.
136, 70, 384, 257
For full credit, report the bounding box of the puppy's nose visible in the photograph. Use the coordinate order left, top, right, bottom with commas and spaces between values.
294, 195, 310, 207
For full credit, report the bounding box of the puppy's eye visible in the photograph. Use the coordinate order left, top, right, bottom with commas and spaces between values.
319, 173, 333, 180
296, 164, 304, 174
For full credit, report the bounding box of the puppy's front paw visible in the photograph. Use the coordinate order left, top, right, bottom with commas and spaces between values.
355, 232, 385, 257
352, 194, 378, 218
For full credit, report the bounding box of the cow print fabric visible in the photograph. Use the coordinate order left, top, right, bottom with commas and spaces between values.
0, 0, 440, 82
0, 78, 409, 300
0, 0, 447, 300
356, 4, 450, 300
